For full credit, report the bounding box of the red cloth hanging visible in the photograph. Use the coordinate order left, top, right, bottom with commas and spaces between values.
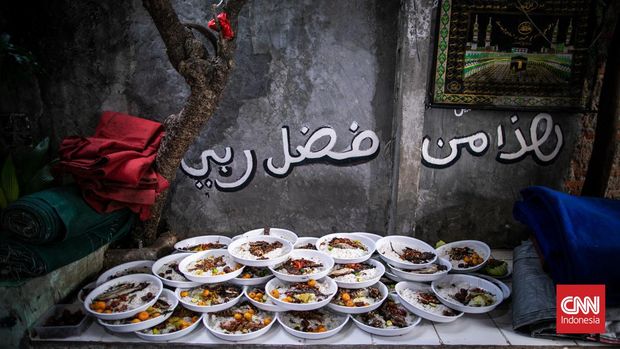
57, 111, 169, 220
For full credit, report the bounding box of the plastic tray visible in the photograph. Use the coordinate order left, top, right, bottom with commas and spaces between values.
33, 304, 92, 339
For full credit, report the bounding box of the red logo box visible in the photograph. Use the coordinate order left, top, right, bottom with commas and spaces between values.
556, 284, 605, 334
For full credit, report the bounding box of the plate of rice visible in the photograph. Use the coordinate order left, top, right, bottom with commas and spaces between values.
178, 250, 244, 283
388, 258, 452, 282
327, 282, 388, 314
376, 236, 437, 269
396, 281, 463, 323
96, 260, 155, 286
244, 286, 286, 312
431, 274, 503, 313
204, 302, 276, 341
135, 306, 202, 342
294, 237, 318, 250
435, 240, 490, 273
277, 309, 349, 339
316, 233, 375, 264
174, 235, 232, 253
351, 232, 383, 242
266, 278, 337, 311
85, 274, 163, 320
269, 249, 334, 282
351, 296, 421, 336
152, 253, 202, 288
328, 258, 385, 289
231, 267, 274, 286
228, 236, 293, 267
175, 283, 243, 313
98, 289, 178, 333
243, 227, 298, 245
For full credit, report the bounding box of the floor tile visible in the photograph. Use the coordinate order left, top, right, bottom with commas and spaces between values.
370, 319, 441, 345
575, 339, 610, 346
434, 313, 509, 345
489, 304, 577, 346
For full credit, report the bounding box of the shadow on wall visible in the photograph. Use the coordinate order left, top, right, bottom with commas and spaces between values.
414, 195, 528, 248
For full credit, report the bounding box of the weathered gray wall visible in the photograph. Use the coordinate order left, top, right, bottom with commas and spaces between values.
414, 108, 578, 247
0, 0, 601, 248
168, 0, 399, 237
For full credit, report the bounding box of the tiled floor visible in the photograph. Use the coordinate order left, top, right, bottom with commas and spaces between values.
30, 250, 607, 347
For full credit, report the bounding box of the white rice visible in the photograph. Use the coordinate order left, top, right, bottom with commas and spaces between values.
378, 244, 408, 262
324, 247, 368, 259
157, 262, 188, 281
401, 288, 459, 316
107, 266, 152, 281
280, 310, 346, 332
234, 242, 285, 260
127, 283, 159, 310
434, 281, 497, 306
332, 266, 380, 283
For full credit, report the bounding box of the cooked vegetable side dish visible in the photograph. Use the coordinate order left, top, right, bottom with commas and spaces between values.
270, 279, 330, 304
238, 267, 271, 279
139, 307, 200, 335
481, 258, 508, 277
331, 286, 382, 307
447, 247, 484, 268
179, 284, 241, 307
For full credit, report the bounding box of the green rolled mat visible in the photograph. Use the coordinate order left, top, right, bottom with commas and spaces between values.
0, 212, 135, 280
1, 185, 130, 244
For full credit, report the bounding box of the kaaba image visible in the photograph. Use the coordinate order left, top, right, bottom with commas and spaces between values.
430, 0, 594, 110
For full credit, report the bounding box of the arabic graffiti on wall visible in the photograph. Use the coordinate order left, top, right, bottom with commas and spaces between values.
421, 112, 564, 169
180, 122, 381, 194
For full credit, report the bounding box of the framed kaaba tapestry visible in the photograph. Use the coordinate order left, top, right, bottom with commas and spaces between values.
430, 0, 594, 111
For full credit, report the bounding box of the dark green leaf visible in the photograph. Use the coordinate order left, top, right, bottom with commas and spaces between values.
0, 187, 7, 209
1, 155, 19, 203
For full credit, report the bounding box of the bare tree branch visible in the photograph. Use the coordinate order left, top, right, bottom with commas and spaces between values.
135, 0, 248, 245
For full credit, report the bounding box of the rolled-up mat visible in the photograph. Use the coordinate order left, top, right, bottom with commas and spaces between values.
512, 240, 566, 338
512, 240, 620, 344
0, 212, 134, 280
1, 185, 130, 244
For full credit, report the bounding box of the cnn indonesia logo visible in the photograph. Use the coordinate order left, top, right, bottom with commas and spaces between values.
556, 285, 605, 334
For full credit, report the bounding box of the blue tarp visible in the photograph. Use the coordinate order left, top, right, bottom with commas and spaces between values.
514, 186, 620, 305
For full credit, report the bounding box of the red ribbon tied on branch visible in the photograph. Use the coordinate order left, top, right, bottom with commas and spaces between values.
208, 12, 234, 40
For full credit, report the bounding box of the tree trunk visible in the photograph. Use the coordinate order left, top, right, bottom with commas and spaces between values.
136, 0, 247, 245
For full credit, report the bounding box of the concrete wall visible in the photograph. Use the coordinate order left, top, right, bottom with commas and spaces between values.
0, 0, 608, 248
169, 0, 399, 237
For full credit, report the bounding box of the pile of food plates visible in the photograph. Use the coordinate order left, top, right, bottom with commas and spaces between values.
75, 230, 510, 341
